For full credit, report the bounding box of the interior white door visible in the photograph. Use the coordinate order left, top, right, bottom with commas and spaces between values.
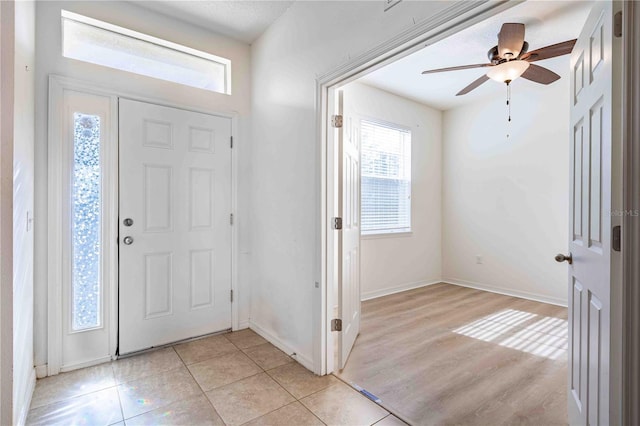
567, 2, 616, 424
337, 90, 361, 369
119, 99, 232, 354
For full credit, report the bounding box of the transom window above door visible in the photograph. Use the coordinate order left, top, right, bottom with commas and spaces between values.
360, 119, 412, 235
61, 10, 232, 94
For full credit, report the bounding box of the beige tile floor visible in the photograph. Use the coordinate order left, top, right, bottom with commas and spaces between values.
27, 329, 403, 426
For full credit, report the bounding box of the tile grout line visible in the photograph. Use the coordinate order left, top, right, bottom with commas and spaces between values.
28, 363, 120, 414
117, 348, 205, 422
237, 400, 328, 426
260, 365, 344, 426
213, 332, 326, 425
110, 361, 127, 425
218, 338, 274, 425
188, 331, 275, 425
238, 364, 329, 426
330, 374, 408, 426
27, 384, 122, 414
169, 346, 229, 425
176, 342, 242, 367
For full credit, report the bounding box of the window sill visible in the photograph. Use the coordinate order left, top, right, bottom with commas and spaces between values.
361, 231, 413, 240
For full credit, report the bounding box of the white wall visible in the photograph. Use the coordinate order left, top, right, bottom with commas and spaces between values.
249, 0, 473, 370
442, 71, 570, 305
13, 0, 36, 422
34, 1, 252, 371
342, 82, 442, 300
0, 2, 16, 423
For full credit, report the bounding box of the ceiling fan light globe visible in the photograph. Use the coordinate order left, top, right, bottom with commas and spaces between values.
486, 60, 530, 83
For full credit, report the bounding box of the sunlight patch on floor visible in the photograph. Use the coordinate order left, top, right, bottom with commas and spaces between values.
453, 309, 568, 360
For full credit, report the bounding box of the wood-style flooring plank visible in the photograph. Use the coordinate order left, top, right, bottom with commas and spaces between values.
336, 283, 567, 426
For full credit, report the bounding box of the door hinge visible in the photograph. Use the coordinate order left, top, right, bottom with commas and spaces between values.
614, 11, 622, 38
331, 318, 342, 331
230, 213, 234, 225
332, 217, 343, 230
230, 136, 233, 148
230, 289, 234, 303
331, 115, 343, 128
613, 225, 621, 251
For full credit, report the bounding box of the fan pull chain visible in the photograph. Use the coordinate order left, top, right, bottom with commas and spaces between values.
506, 81, 512, 139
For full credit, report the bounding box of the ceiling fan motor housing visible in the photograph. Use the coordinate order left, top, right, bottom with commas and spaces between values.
488, 41, 529, 63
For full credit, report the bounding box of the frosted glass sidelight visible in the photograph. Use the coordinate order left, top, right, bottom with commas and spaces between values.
72, 113, 102, 331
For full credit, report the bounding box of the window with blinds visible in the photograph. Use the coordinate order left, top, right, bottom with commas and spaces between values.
360, 119, 411, 235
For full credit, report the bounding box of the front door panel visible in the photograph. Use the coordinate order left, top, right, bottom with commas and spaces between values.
119, 99, 232, 354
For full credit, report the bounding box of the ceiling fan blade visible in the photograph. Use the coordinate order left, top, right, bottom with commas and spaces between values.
422, 63, 493, 75
521, 39, 577, 62
498, 23, 525, 58
520, 64, 561, 84
456, 75, 490, 96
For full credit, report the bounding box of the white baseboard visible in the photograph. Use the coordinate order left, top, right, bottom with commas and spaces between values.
35, 364, 47, 379
361, 279, 441, 301
16, 368, 36, 426
249, 320, 314, 372
442, 277, 568, 307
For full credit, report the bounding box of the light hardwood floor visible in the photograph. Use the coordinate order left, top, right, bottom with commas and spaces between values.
336, 283, 568, 426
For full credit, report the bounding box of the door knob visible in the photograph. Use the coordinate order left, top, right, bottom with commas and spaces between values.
123, 236, 134, 245
555, 253, 572, 264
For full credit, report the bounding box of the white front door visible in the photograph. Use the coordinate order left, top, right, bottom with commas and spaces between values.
118, 99, 232, 354
337, 90, 361, 369
567, 2, 618, 424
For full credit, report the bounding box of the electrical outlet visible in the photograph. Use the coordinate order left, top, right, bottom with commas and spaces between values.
476, 255, 483, 264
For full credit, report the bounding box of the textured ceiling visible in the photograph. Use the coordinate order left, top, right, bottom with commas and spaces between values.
358, 1, 593, 111
132, 1, 294, 43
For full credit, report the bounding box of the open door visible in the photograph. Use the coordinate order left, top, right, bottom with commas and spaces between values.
566, 2, 619, 424
336, 89, 361, 369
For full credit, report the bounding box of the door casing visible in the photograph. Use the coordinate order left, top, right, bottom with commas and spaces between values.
319, 0, 527, 377
46, 74, 240, 375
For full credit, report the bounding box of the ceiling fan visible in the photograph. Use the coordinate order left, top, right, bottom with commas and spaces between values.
421, 23, 576, 96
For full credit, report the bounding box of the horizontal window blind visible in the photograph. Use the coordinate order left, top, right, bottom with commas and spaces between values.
360, 119, 411, 234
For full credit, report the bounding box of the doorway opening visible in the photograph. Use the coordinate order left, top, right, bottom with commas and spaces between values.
321, 1, 623, 424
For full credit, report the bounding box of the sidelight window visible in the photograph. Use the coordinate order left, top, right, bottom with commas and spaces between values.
72, 113, 102, 330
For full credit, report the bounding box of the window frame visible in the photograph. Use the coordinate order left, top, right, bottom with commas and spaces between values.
47, 79, 120, 374
359, 117, 412, 237
61, 10, 232, 95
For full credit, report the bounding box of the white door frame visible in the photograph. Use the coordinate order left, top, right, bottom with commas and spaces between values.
316, 0, 517, 377
621, 2, 640, 424
315, 2, 638, 423
47, 74, 240, 375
